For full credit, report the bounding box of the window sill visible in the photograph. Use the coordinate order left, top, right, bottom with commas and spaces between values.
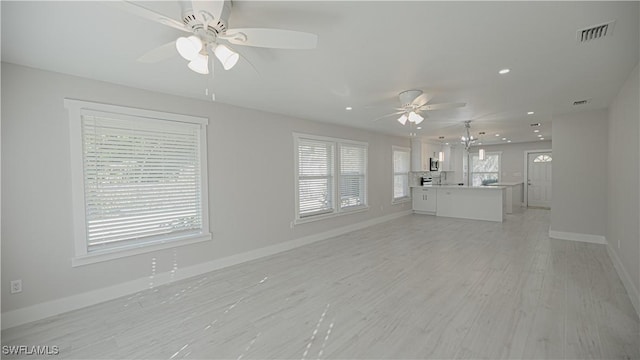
392, 197, 411, 205
72, 233, 212, 267
294, 206, 369, 225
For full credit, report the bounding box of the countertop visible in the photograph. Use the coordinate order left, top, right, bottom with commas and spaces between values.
486, 182, 523, 186
411, 184, 505, 190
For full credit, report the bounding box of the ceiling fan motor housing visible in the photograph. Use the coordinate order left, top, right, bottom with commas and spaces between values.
398, 89, 423, 107
180, 1, 232, 41
180, 7, 203, 32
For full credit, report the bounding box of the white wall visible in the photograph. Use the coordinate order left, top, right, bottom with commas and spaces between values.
0, 63, 411, 316
550, 109, 608, 238
607, 63, 639, 313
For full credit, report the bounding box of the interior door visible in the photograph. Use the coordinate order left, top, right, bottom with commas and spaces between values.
527, 152, 552, 208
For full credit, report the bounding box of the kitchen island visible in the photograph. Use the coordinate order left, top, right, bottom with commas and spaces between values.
412, 185, 506, 222
486, 182, 523, 213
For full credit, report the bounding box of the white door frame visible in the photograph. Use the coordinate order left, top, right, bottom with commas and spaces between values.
523, 149, 552, 207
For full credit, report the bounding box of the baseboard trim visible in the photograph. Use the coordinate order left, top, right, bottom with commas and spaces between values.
1, 210, 412, 330
606, 244, 640, 317
548, 230, 607, 244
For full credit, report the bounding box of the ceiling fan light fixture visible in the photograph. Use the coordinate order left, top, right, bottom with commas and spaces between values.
214, 44, 240, 70
176, 36, 203, 61
408, 111, 424, 124
188, 54, 209, 74
397, 114, 408, 125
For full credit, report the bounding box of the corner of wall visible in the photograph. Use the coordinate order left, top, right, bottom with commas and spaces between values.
607, 243, 640, 316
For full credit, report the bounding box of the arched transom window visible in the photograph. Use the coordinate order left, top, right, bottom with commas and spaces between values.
533, 154, 552, 163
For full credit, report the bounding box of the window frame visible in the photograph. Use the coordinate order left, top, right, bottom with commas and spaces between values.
66, 99, 211, 266
296, 137, 335, 218
469, 151, 502, 186
293, 133, 368, 224
392, 146, 411, 204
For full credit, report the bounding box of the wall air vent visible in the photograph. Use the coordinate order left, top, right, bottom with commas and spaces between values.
577, 21, 615, 42
573, 99, 591, 106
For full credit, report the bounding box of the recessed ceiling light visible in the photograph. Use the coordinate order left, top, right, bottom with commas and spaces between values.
345, 106, 352, 111
445, 142, 449, 145
540, 138, 545, 140
502, 137, 507, 140
527, 111, 535, 115
498, 68, 510, 75
495, 134, 500, 137
534, 129, 540, 133
417, 127, 422, 130
507, 140, 512, 143
537, 134, 542, 137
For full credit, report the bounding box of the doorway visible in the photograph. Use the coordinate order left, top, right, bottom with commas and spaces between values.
525, 150, 552, 208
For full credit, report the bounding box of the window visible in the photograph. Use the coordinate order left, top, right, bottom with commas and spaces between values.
66, 99, 210, 265
470, 152, 501, 186
392, 146, 411, 202
294, 133, 368, 222
340, 144, 367, 209
297, 138, 334, 217
533, 154, 552, 162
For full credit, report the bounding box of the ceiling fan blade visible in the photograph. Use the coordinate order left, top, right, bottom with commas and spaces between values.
412, 92, 431, 107
108, 1, 190, 33
421, 102, 466, 111
224, 28, 318, 49
372, 111, 404, 122
137, 41, 177, 63
191, 0, 225, 26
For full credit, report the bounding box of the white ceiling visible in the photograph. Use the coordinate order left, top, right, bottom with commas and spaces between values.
2, 1, 638, 145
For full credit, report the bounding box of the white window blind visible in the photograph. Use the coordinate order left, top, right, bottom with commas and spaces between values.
340, 144, 366, 209
66, 99, 210, 265
294, 134, 368, 222
393, 147, 410, 200
297, 138, 334, 217
82, 115, 204, 253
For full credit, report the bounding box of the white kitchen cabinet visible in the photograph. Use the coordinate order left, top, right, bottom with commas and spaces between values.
412, 187, 437, 213
410, 139, 440, 172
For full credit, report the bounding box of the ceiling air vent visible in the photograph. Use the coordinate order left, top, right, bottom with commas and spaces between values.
573, 99, 591, 106
577, 21, 615, 42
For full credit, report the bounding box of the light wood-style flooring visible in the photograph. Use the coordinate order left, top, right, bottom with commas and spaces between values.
3, 209, 639, 359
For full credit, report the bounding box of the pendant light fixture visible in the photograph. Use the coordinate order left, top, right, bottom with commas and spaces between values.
461, 121, 476, 151
478, 132, 486, 160
438, 136, 445, 163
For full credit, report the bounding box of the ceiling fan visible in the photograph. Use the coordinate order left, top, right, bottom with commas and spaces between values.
375, 90, 466, 125
112, 1, 318, 75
